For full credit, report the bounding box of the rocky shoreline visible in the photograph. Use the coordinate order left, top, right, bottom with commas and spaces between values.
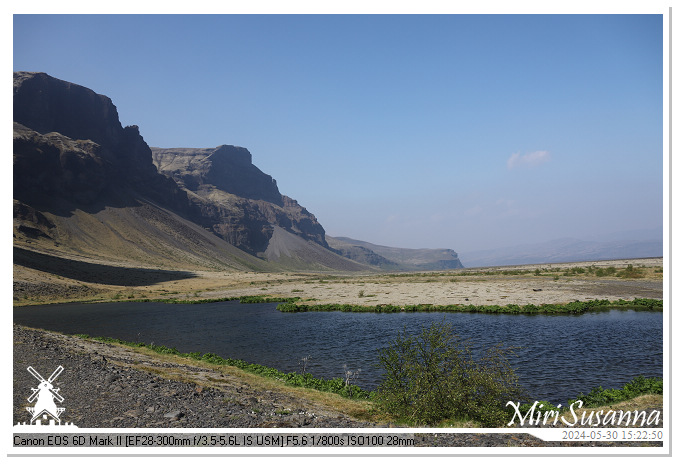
13, 324, 367, 429
12, 325, 661, 448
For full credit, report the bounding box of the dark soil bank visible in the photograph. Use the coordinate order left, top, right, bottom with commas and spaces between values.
12, 325, 660, 448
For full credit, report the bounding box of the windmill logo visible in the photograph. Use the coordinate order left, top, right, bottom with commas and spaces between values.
18, 365, 76, 427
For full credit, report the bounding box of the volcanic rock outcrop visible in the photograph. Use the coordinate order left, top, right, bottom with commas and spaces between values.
13, 72, 189, 214
152, 146, 328, 255
12, 72, 355, 271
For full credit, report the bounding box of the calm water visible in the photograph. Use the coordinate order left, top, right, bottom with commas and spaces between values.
13, 301, 663, 405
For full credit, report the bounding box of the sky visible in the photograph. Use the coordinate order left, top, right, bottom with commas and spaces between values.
11, 8, 667, 254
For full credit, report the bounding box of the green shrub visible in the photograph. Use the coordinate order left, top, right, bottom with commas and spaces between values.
616, 264, 644, 279
595, 266, 617, 277
374, 321, 527, 426
572, 376, 663, 408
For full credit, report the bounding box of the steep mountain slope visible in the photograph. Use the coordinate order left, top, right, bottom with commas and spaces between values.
263, 227, 369, 271
13, 196, 271, 272
13, 72, 365, 273
151, 146, 371, 271
151, 146, 328, 254
327, 236, 464, 270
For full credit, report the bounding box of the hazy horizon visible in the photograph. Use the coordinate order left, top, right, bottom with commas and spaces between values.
12, 11, 665, 253
331, 224, 663, 253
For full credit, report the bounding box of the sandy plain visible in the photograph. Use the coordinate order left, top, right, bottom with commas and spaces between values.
13, 256, 663, 307
195, 257, 664, 306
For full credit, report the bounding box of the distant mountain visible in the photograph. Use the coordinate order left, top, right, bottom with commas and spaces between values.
12, 72, 368, 273
261, 226, 369, 271
459, 235, 662, 268
327, 236, 464, 271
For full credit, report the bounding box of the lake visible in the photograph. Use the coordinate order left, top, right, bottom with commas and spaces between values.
13, 301, 663, 405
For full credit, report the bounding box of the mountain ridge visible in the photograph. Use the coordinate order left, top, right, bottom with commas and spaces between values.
13, 71, 365, 273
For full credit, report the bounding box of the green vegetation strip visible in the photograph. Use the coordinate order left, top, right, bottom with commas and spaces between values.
575, 375, 663, 408
73, 334, 372, 400
524, 376, 663, 413
277, 298, 662, 314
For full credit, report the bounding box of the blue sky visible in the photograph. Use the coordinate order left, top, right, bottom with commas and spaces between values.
12, 12, 665, 253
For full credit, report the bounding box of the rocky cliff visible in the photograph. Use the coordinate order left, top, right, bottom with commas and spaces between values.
152, 146, 328, 255
13, 72, 188, 213
12, 72, 357, 271
13, 72, 274, 271
13, 71, 459, 274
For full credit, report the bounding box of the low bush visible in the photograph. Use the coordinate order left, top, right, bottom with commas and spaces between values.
595, 266, 617, 277
616, 264, 644, 279
373, 321, 527, 426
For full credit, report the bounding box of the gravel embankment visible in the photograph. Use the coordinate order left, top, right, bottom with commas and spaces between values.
12, 325, 660, 448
